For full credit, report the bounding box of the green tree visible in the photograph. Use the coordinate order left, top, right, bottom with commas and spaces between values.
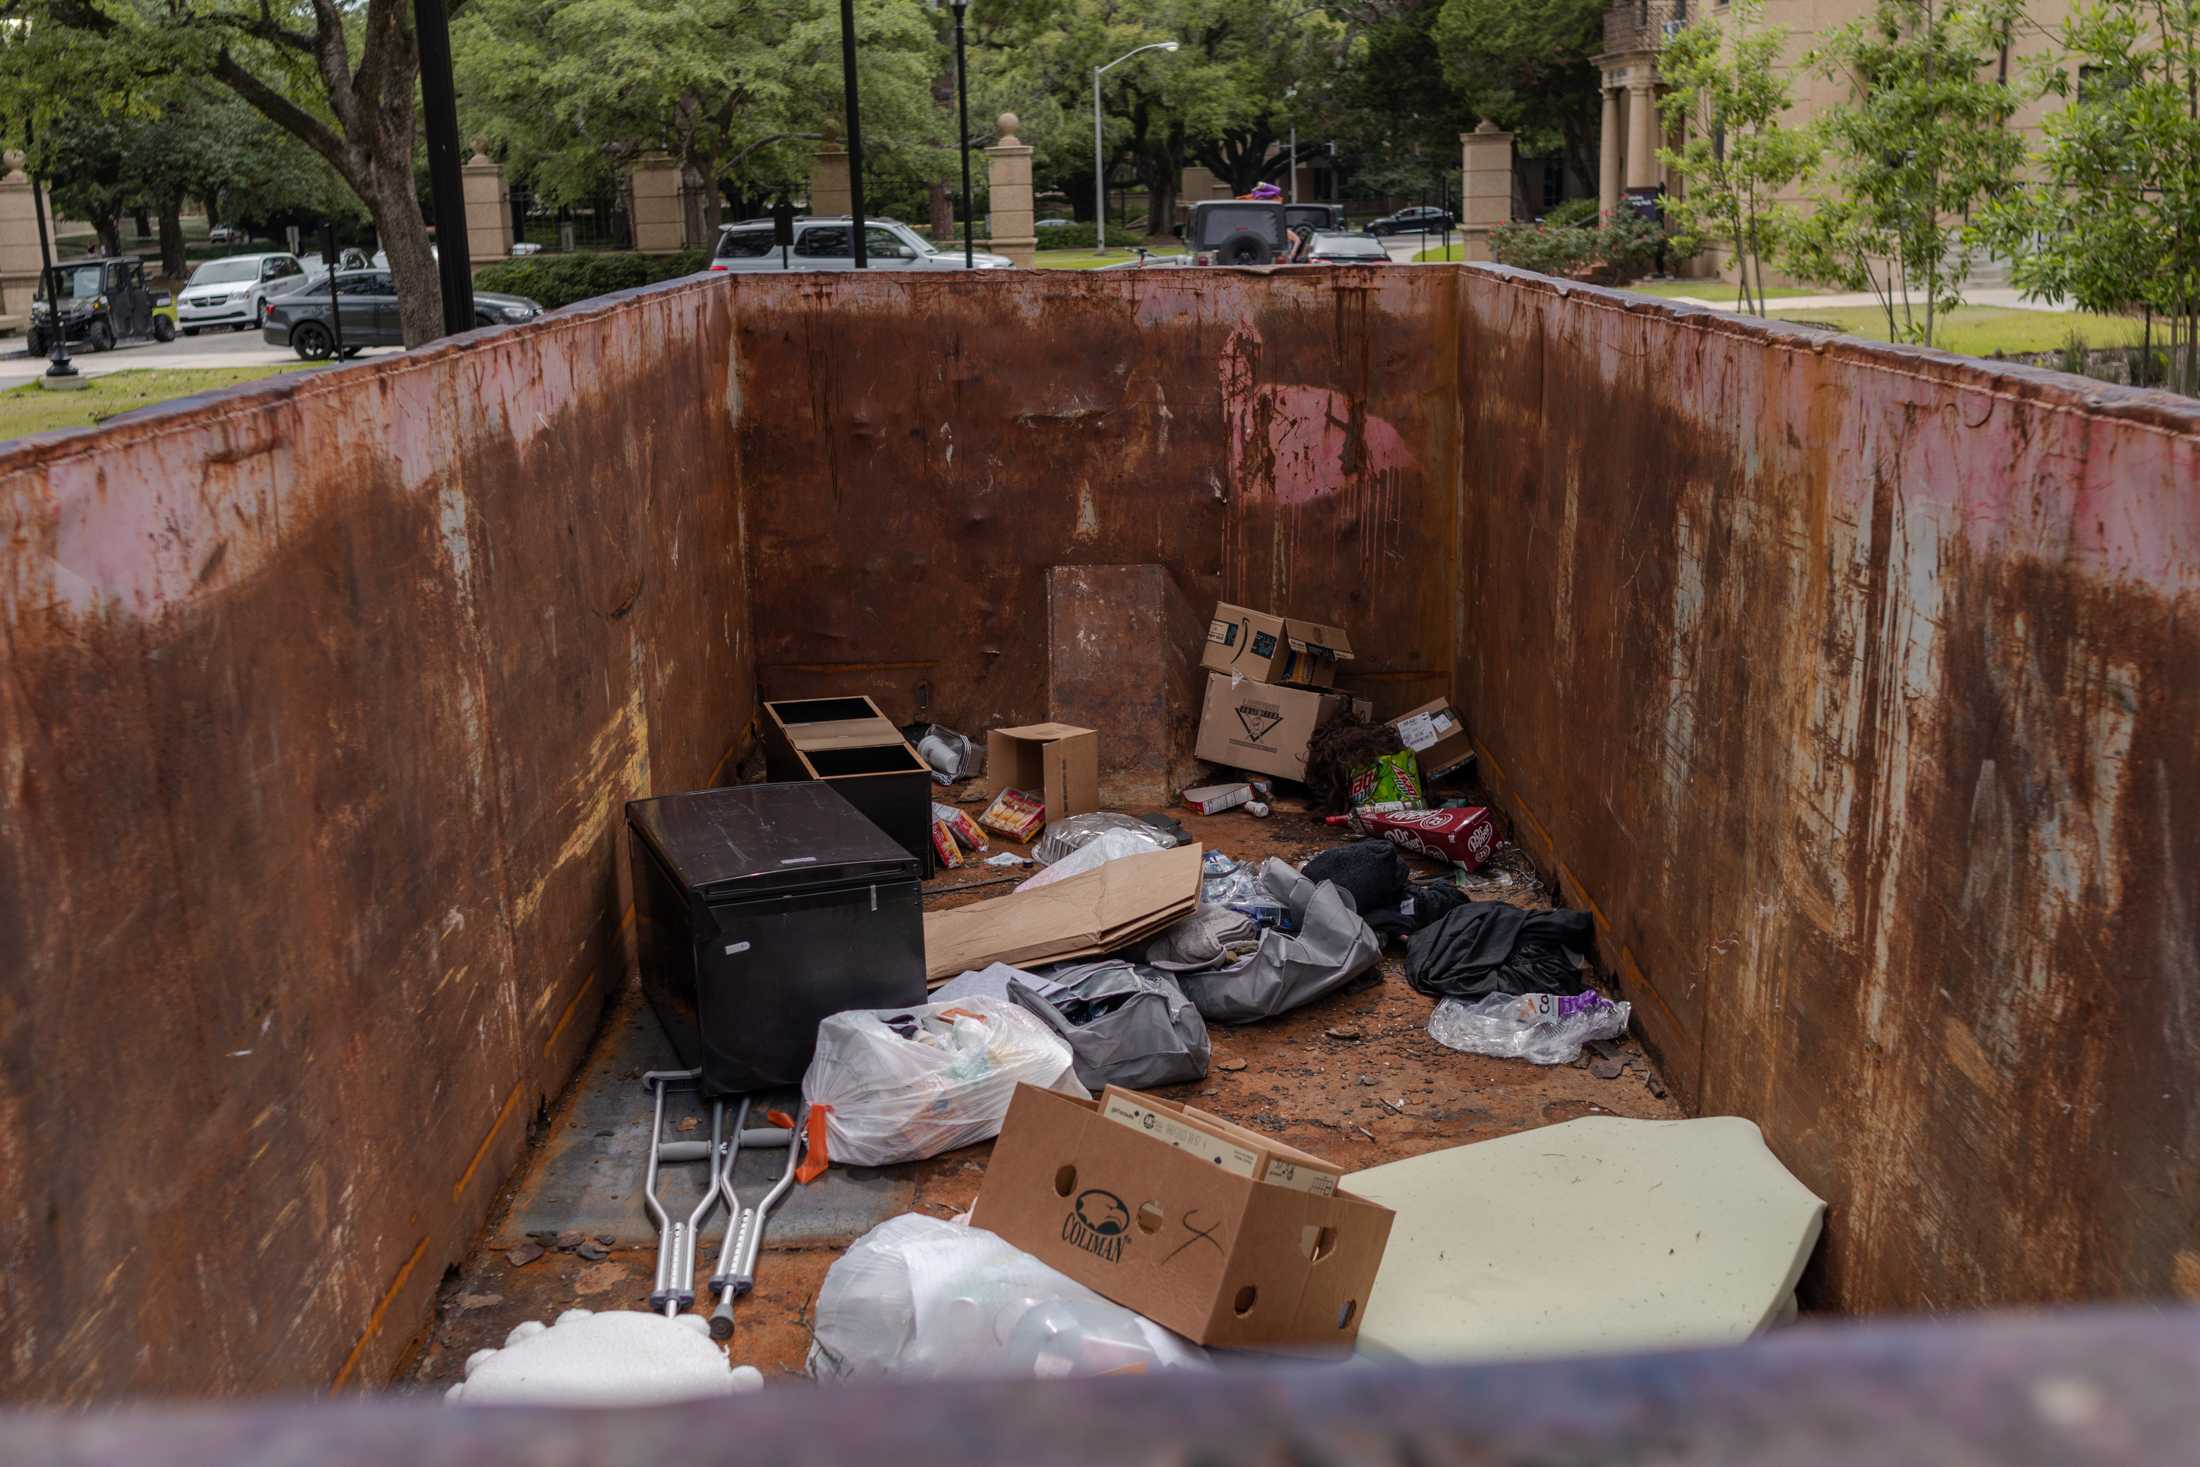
11, 0, 456, 344
1787, 0, 2026, 346
1430, 0, 1605, 190
1974, 0, 2200, 393
453, 0, 940, 239
1656, 0, 1815, 315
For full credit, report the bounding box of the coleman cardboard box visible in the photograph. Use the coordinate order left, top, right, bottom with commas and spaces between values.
1195, 673, 1353, 784
1390, 698, 1475, 779
1201, 602, 1355, 689
987, 723, 1100, 826
971, 1083, 1393, 1352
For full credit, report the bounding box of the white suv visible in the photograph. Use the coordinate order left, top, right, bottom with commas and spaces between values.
176, 252, 307, 333
709, 217, 1013, 273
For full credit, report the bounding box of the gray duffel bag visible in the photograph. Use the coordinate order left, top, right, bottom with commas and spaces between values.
1007, 960, 1211, 1091
1144, 858, 1382, 1024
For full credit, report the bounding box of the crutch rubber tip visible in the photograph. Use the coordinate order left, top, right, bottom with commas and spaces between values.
708, 1311, 733, 1342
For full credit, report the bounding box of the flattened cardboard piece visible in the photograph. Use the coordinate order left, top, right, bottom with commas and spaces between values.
1201, 602, 1355, 688
989, 723, 1101, 826
922, 843, 1202, 981
1194, 673, 1349, 783
1390, 698, 1475, 779
972, 1084, 1393, 1351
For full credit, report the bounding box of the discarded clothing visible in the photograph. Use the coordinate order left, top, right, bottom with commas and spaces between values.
1145, 858, 1382, 1024
1362, 878, 1469, 943
1404, 902, 1594, 1001
1301, 839, 1409, 916
1009, 959, 1210, 1091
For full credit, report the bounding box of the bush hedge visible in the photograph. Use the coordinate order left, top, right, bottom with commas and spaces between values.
1539, 197, 1601, 229
1034, 221, 1098, 249
473, 249, 712, 309
1489, 213, 1664, 287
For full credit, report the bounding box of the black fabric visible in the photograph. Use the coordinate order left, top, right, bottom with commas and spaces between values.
1363, 879, 1469, 942
1404, 902, 1595, 1000
1301, 840, 1408, 917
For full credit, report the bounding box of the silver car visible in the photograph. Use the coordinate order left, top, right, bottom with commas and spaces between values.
176, 252, 307, 333
708, 217, 1013, 273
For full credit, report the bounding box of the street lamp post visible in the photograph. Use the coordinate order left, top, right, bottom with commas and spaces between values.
414, 0, 476, 336
1092, 39, 1179, 254
22, 122, 78, 385
931, 0, 977, 268
839, 0, 870, 267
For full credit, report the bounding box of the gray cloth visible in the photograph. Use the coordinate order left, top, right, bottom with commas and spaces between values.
1143, 858, 1383, 1024
1008, 960, 1210, 1091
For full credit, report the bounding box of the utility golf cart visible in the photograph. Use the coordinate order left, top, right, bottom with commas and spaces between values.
26, 256, 174, 354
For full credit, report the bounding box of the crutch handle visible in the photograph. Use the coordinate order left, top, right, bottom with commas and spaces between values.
653, 1140, 714, 1162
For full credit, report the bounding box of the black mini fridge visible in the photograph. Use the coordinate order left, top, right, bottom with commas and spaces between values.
626, 781, 927, 1096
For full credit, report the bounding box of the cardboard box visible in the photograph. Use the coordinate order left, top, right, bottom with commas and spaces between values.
973, 1084, 1393, 1352
1391, 698, 1475, 779
1194, 673, 1351, 784
1201, 602, 1355, 689
1100, 1088, 1342, 1197
1181, 782, 1251, 815
988, 723, 1099, 826
922, 842, 1202, 982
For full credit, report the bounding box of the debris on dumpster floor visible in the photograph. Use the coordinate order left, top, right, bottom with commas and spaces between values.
800, 996, 1082, 1174
1033, 811, 1176, 862
1008, 959, 1209, 1091
810, 1213, 1208, 1381
915, 724, 985, 784
923, 843, 1202, 981
1183, 781, 1252, 815
1405, 901, 1596, 1001
1346, 1117, 1825, 1364
1327, 804, 1499, 869
1427, 991, 1633, 1066
1146, 857, 1381, 1023
448, 1309, 763, 1404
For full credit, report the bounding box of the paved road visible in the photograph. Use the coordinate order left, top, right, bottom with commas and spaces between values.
1, 325, 399, 389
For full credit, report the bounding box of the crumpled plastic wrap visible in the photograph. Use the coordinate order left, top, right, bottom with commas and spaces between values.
808, 1213, 1207, 1382
1032, 812, 1176, 865
1016, 827, 1171, 892
1426, 991, 1631, 1066
801, 997, 1084, 1169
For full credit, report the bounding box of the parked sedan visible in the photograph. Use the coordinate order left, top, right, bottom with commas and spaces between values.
260, 269, 543, 359
1365, 206, 1455, 237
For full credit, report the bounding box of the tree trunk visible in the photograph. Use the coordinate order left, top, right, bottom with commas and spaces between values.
95, 217, 122, 256
364, 155, 444, 346
1145, 165, 1177, 235
930, 56, 956, 240
158, 198, 187, 281
132, 206, 151, 238
929, 179, 953, 239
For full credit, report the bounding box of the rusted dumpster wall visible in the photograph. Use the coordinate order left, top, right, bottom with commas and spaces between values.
0, 281, 754, 1401
1454, 267, 2200, 1314
729, 270, 1462, 728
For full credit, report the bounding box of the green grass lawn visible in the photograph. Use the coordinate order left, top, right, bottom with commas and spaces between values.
1033, 249, 1186, 270
0, 366, 314, 444
1412, 243, 1465, 262
1633, 280, 1820, 303
1763, 304, 2144, 357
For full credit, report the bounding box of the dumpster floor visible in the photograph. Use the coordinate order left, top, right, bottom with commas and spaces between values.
400, 795, 1680, 1391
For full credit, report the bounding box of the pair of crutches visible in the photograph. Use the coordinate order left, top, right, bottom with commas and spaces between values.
640, 1068, 805, 1341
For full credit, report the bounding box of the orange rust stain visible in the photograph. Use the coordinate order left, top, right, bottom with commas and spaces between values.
452, 1083, 523, 1204
331, 1234, 429, 1390
541, 970, 601, 1059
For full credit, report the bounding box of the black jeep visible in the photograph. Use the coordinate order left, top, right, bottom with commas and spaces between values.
1183, 201, 1350, 266
27, 256, 173, 354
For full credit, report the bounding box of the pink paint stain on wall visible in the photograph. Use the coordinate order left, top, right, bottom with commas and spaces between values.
1220, 325, 1413, 504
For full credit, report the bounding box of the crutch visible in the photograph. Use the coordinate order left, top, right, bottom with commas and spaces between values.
640, 1069, 724, 1318
707, 1103, 807, 1342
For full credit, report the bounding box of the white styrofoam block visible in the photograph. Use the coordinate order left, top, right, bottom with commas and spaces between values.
448, 1309, 740, 1405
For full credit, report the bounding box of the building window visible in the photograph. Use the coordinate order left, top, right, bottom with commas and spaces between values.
1637, 0, 1650, 28
1713, 124, 1726, 163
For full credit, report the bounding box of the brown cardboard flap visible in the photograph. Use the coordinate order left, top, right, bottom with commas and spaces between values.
921, 843, 1201, 980
783, 716, 906, 751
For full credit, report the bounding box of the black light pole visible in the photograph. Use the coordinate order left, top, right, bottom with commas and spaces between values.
838, 0, 869, 268
952, 0, 974, 267
414, 0, 476, 334
323, 221, 346, 358
23, 122, 78, 383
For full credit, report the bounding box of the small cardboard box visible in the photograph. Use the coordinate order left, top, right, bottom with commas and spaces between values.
987, 723, 1099, 826
1201, 602, 1355, 689
973, 1084, 1393, 1351
1099, 1088, 1342, 1196
1194, 673, 1350, 784
1390, 698, 1475, 779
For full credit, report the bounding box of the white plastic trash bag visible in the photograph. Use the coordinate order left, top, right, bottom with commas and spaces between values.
801, 996, 1084, 1170
1016, 827, 1168, 892
1427, 991, 1631, 1065
809, 1213, 1207, 1381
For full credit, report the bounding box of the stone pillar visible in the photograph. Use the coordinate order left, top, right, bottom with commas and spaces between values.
1599, 89, 1623, 220
808, 144, 852, 217
1626, 83, 1660, 190
461, 149, 513, 264
1457, 121, 1515, 263
985, 113, 1036, 268
0, 152, 51, 334
629, 153, 687, 253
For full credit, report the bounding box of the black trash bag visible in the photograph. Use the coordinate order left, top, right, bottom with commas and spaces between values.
1404, 903, 1596, 1000
1303, 839, 1409, 917
1008, 960, 1209, 1092
1363, 878, 1469, 942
